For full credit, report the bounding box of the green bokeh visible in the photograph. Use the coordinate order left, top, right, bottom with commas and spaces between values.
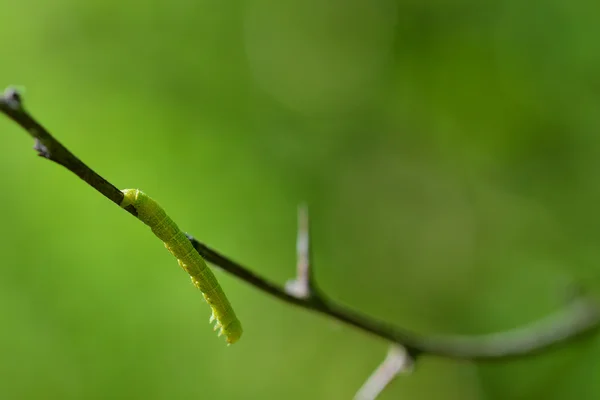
1, 0, 599, 399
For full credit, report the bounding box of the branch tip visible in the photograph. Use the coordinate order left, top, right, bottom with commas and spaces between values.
1, 86, 24, 111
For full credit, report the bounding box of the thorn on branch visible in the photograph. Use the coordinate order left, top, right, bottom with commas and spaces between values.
354, 346, 414, 400
33, 139, 50, 158
285, 203, 314, 299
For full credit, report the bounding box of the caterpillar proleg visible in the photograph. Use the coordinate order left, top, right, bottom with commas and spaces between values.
121, 189, 242, 344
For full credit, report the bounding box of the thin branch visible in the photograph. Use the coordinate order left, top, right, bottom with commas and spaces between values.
355, 346, 413, 400
2, 86, 599, 364
186, 236, 600, 361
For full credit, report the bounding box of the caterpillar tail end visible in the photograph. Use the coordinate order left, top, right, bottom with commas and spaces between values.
210, 313, 242, 345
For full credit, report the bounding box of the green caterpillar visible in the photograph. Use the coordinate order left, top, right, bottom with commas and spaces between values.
121, 189, 242, 344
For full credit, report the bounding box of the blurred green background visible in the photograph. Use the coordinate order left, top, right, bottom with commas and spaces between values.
1, 0, 599, 399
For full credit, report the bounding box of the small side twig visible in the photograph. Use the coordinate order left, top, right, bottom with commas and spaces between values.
285, 203, 319, 300
2, 87, 600, 397
355, 346, 413, 400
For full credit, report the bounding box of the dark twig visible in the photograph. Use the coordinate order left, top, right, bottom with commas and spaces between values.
2, 87, 599, 369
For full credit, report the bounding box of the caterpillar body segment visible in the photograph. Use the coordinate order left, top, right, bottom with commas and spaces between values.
121, 188, 242, 344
